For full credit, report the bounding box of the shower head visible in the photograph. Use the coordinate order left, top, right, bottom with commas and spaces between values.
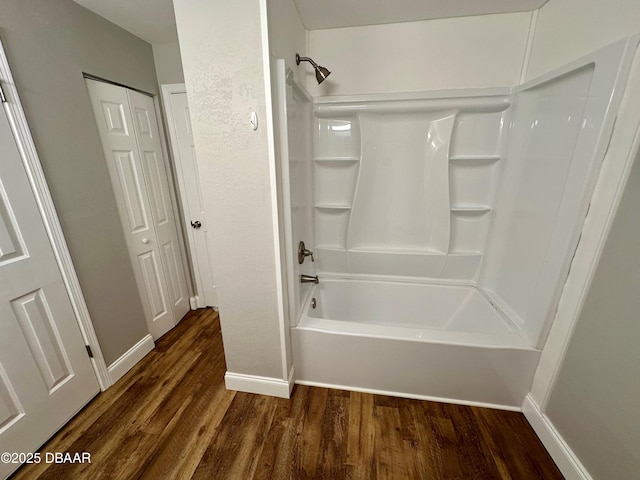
296, 53, 331, 84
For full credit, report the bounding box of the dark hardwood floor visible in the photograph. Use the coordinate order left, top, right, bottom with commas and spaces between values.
12, 308, 563, 479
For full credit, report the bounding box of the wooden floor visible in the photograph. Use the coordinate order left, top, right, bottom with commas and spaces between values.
12, 308, 563, 480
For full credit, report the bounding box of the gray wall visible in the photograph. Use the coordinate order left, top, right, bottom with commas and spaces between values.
546, 147, 640, 479
0, 0, 155, 365
152, 42, 185, 85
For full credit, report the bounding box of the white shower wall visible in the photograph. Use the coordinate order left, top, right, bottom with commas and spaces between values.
312, 92, 510, 281
275, 62, 316, 327
300, 37, 636, 348
482, 39, 637, 347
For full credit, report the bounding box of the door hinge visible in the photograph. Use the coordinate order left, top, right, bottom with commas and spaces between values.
86, 345, 94, 358
0, 83, 6, 103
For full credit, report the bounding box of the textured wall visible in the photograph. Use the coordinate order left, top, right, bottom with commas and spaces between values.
174, 0, 286, 380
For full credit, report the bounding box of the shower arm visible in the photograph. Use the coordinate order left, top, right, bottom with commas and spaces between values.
295, 54, 319, 69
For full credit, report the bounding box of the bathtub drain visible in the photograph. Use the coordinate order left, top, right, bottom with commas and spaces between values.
311, 298, 317, 309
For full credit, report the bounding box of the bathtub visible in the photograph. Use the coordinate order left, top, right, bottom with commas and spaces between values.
291, 278, 540, 409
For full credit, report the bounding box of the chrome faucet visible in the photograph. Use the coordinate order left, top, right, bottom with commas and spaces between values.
300, 274, 319, 284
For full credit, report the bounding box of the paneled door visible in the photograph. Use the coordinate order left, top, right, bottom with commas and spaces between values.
164, 88, 217, 308
0, 95, 99, 479
86, 80, 189, 339
128, 90, 191, 319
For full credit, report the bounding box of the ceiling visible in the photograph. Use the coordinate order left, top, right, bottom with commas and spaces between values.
74, 0, 549, 45
74, 0, 178, 44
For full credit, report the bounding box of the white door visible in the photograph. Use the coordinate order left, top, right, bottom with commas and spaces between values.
0, 97, 99, 479
128, 90, 191, 319
164, 88, 217, 307
86, 80, 189, 339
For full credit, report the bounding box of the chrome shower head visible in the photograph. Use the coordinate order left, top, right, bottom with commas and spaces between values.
296, 53, 331, 84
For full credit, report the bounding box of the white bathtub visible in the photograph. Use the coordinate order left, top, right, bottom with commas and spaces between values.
292, 278, 540, 409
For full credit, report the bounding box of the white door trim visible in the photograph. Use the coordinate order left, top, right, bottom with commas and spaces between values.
0, 39, 111, 390
161, 83, 210, 309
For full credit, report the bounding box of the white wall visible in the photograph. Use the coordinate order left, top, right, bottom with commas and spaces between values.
152, 42, 185, 84
306, 12, 533, 96
173, 0, 287, 385
267, 0, 306, 79
526, 0, 640, 79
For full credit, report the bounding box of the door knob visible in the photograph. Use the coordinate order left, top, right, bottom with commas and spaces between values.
191, 221, 202, 229
141, 238, 150, 244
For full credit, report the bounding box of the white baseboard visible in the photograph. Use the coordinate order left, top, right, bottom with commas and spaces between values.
189, 296, 199, 310
108, 334, 155, 384
522, 394, 592, 480
225, 367, 295, 399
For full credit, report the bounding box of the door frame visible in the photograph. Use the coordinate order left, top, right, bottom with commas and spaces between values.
161, 83, 213, 309
0, 39, 111, 390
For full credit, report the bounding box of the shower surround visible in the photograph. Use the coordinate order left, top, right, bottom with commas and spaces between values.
312, 92, 508, 280
276, 37, 637, 409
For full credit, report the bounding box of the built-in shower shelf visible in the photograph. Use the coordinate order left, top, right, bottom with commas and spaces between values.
449, 155, 501, 164
314, 157, 360, 164
451, 206, 492, 214
314, 204, 352, 210
348, 247, 444, 255
316, 245, 346, 251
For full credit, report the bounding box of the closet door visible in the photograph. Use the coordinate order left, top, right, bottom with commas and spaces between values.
128, 90, 190, 322
86, 80, 177, 339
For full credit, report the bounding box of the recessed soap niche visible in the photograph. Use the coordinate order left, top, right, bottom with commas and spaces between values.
312, 94, 510, 280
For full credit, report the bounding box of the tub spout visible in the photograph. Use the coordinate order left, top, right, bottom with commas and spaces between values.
300, 274, 319, 284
